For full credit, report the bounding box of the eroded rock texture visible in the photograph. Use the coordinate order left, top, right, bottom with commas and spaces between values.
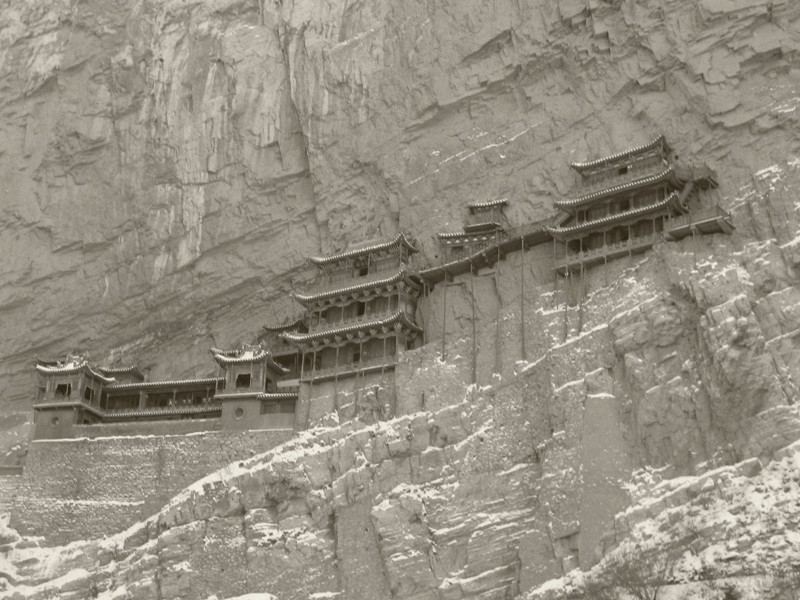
2, 0, 800, 598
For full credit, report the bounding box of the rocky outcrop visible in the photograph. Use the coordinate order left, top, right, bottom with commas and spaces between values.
2, 0, 800, 597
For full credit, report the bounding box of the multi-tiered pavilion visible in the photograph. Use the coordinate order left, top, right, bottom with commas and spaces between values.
279, 233, 424, 423
549, 135, 732, 274
437, 199, 510, 261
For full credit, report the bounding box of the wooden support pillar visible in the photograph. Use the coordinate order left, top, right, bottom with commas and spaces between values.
628, 224, 632, 258
300, 350, 306, 381
334, 344, 340, 414
494, 271, 501, 376
470, 262, 477, 385
520, 236, 526, 362
381, 336, 387, 376
441, 268, 448, 361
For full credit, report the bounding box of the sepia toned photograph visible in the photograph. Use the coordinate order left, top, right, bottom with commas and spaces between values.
0, 0, 798, 598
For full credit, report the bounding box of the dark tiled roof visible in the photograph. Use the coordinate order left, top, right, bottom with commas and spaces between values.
97, 365, 145, 380
468, 198, 508, 210
210, 347, 289, 373
261, 318, 307, 333
281, 311, 422, 344
293, 268, 421, 304
555, 167, 679, 209
309, 232, 417, 266
548, 192, 682, 238
570, 135, 668, 174
104, 377, 224, 392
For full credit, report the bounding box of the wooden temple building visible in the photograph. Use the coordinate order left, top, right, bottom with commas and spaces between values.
32, 345, 297, 439
29, 133, 738, 438
211, 345, 297, 430
437, 199, 510, 261
280, 233, 424, 385
549, 135, 733, 275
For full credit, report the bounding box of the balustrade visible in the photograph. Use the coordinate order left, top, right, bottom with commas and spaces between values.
302, 355, 396, 381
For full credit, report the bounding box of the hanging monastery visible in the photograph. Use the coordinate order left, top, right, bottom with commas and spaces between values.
30, 136, 734, 441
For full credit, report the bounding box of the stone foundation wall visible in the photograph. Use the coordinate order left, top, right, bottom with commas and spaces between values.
10, 428, 294, 545
0, 474, 21, 516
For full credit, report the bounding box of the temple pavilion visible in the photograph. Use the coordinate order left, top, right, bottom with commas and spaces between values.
211, 344, 297, 430
32, 353, 223, 438
549, 135, 733, 274
280, 233, 424, 383
437, 198, 510, 261
32, 344, 302, 439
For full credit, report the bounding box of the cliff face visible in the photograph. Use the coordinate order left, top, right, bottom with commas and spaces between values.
2, 0, 800, 597
2, 0, 797, 407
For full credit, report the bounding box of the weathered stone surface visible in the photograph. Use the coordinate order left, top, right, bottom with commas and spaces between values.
2, 0, 800, 598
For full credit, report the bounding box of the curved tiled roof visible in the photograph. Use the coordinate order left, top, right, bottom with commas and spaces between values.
210, 347, 289, 373
97, 365, 144, 380
555, 167, 679, 209
281, 311, 422, 344
309, 232, 417, 266
468, 198, 508, 210
256, 392, 298, 400
548, 192, 683, 238
35, 357, 117, 383
570, 135, 668, 174
293, 268, 421, 305
437, 231, 498, 242
261, 318, 307, 333
104, 377, 224, 392
102, 405, 222, 419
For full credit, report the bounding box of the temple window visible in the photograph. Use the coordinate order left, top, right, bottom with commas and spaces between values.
356, 301, 366, 316
55, 383, 71, 398
83, 387, 94, 401
236, 373, 251, 388
37, 387, 46, 400
352, 350, 361, 364
618, 165, 629, 175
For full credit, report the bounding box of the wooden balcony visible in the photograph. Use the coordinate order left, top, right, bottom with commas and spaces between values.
554, 232, 664, 273
301, 356, 397, 382
664, 206, 734, 240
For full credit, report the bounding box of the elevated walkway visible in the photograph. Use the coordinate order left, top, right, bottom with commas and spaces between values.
664, 206, 734, 240
420, 220, 554, 284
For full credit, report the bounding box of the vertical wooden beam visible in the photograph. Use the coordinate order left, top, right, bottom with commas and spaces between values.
470, 262, 477, 385
520, 236, 526, 362
441, 268, 448, 361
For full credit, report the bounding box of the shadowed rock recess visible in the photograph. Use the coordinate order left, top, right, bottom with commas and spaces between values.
2, 0, 800, 598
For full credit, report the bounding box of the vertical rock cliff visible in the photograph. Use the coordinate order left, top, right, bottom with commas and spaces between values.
1, 0, 800, 598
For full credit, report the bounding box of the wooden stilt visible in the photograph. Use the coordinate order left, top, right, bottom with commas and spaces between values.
442, 268, 448, 361
520, 236, 526, 362
470, 261, 477, 385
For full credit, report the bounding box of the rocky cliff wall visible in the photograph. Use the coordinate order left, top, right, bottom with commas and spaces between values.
1, 0, 800, 597
2, 0, 798, 415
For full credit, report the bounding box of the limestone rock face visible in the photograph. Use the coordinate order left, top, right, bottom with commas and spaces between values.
3, 0, 800, 597
2, 0, 798, 409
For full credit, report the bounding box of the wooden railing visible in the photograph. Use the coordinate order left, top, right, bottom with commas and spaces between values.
666, 205, 731, 231
555, 232, 663, 270
302, 356, 397, 381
